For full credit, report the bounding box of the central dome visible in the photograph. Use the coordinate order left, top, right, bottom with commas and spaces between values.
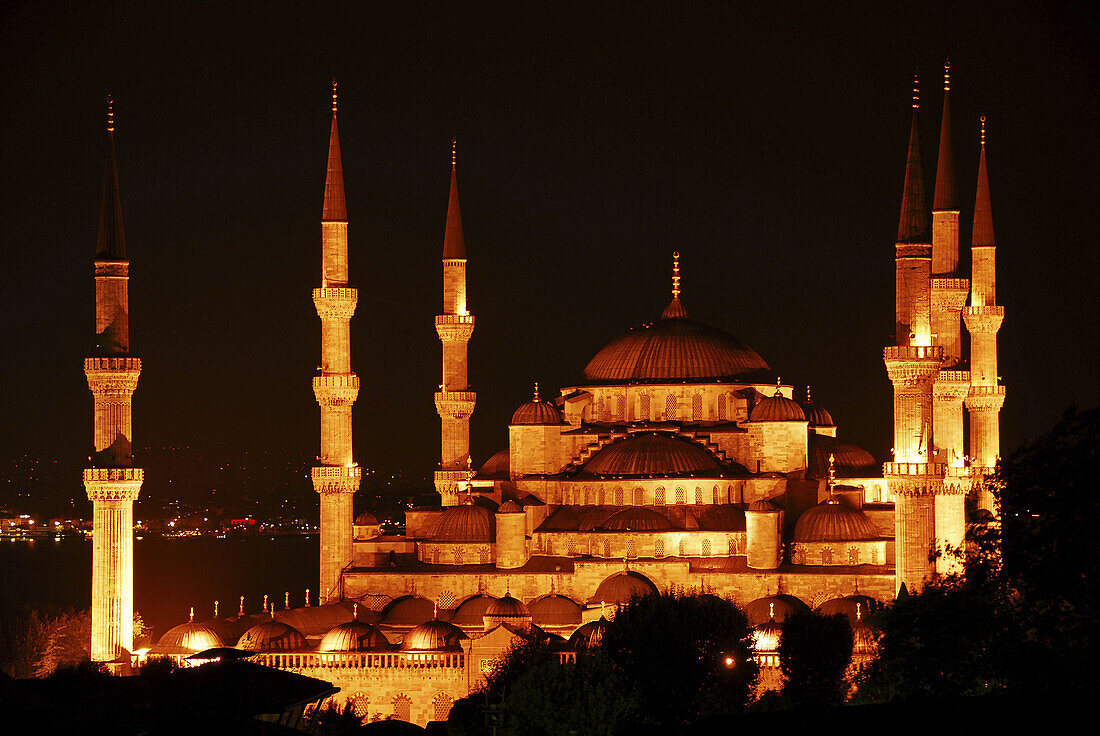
584, 433, 724, 478
583, 306, 770, 384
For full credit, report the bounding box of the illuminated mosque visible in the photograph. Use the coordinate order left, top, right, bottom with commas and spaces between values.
88, 65, 1005, 725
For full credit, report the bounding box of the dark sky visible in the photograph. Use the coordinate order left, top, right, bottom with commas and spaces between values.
1, 1, 1096, 483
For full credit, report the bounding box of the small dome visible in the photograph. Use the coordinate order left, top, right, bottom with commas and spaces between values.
589, 571, 658, 605
584, 433, 724, 478
354, 511, 378, 525
834, 444, 877, 471
201, 618, 242, 644
318, 620, 390, 652
567, 618, 608, 649
485, 594, 530, 619
236, 620, 307, 652
749, 392, 807, 422
793, 499, 878, 542
431, 504, 495, 542
478, 449, 510, 479
150, 621, 225, 656
450, 595, 497, 626
498, 499, 524, 514
529, 595, 583, 626
746, 499, 781, 513
801, 388, 835, 427
744, 595, 810, 626
511, 391, 563, 425
401, 620, 467, 652
818, 595, 878, 623
752, 619, 784, 654
383, 596, 436, 626
276, 603, 353, 636
598, 507, 675, 532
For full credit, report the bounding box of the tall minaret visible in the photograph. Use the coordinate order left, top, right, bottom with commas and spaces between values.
883, 75, 948, 592
434, 141, 476, 506
963, 116, 1006, 513
85, 96, 143, 664
312, 80, 361, 602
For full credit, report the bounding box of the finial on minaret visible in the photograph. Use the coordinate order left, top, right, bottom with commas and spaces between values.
943, 59, 951, 92
769, 601, 775, 620
353, 602, 359, 618
980, 115, 986, 147
189, 606, 194, 623
912, 70, 920, 109
671, 251, 681, 298
239, 596, 245, 615
214, 600, 219, 618
285, 591, 290, 610
533, 381, 540, 402
263, 593, 268, 613
452, 138, 457, 171
305, 588, 310, 607
106, 95, 115, 133
331, 78, 338, 114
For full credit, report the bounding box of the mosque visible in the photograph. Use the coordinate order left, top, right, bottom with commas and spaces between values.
87, 65, 1004, 726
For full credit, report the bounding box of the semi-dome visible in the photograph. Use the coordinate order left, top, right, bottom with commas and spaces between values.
354, 511, 378, 525
450, 595, 497, 626
478, 449, 510, 480
750, 391, 807, 422
150, 620, 225, 656
793, 499, 878, 542
567, 618, 608, 649
598, 507, 675, 532
236, 619, 307, 652
318, 620, 390, 652
583, 311, 770, 384
744, 595, 810, 626
529, 595, 583, 626
383, 596, 436, 626
430, 504, 495, 542
583, 433, 724, 478
401, 620, 467, 652
589, 571, 658, 604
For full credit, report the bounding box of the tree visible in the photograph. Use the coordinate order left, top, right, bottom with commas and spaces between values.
601, 592, 758, 726
778, 611, 853, 707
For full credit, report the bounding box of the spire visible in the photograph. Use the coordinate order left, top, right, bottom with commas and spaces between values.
533, 381, 540, 402
897, 72, 931, 244
95, 95, 126, 260
442, 139, 466, 259
972, 116, 995, 246
322, 79, 347, 222
933, 60, 958, 210
660, 251, 689, 319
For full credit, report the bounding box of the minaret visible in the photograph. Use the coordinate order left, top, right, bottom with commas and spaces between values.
883, 74, 947, 592
312, 80, 361, 602
434, 140, 476, 506
85, 96, 143, 664
963, 116, 1006, 513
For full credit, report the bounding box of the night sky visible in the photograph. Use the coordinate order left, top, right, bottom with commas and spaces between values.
1, 2, 1096, 497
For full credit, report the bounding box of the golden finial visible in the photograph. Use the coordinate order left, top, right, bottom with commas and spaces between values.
533, 381, 540, 402
106, 95, 115, 133
263, 593, 269, 613
980, 115, 986, 147
774, 377, 783, 397
239, 595, 245, 615
912, 70, 920, 109
214, 600, 219, 618
769, 601, 775, 620
828, 452, 837, 491
671, 251, 681, 299
806, 385, 813, 403
353, 602, 359, 618
284, 591, 290, 610
943, 59, 951, 92
451, 138, 457, 171
189, 606, 194, 623
331, 78, 338, 114
305, 588, 310, 607
856, 602, 863, 622
433, 601, 439, 620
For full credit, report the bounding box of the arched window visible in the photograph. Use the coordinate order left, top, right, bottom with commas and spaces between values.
640, 394, 651, 419
692, 394, 703, 421
655, 487, 665, 505
600, 397, 611, 422
546, 539, 554, 555
678, 539, 686, 556
585, 488, 594, 505
617, 395, 627, 420
654, 539, 664, 557
626, 539, 636, 558
633, 487, 644, 505
871, 546, 879, 564
433, 693, 454, 722
432, 549, 440, 564
567, 537, 577, 555
480, 548, 490, 564
695, 487, 703, 505
392, 694, 412, 722
712, 485, 720, 504
349, 693, 369, 719
701, 538, 712, 556
452, 548, 462, 565
718, 395, 727, 421
603, 540, 611, 557
848, 547, 859, 565
598, 488, 606, 505
728, 537, 737, 555
665, 394, 677, 420
822, 547, 833, 565
675, 487, 686, 505
615, 487, 624, 505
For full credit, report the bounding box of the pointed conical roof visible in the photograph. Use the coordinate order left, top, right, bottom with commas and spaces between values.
96, 97, 126, 260
442, 143, 466, 259
897, 76, 930, 244
322, 82, 346, 222
933, 64, 957, 211
972, 118, 995, 246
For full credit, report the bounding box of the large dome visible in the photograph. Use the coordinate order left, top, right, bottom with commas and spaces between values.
583, 433, 724, 478
430, 504, 495, 542
583, 310, 770, 384
793, 499, 878, 542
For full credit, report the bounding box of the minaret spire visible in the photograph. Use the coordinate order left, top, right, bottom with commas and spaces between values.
933, 60, 958, 212
96, 95, 126, 261
442, 139, 466, 259
322, 78, 347, 223
897, 72, 930, 244
972, 117, 995, 248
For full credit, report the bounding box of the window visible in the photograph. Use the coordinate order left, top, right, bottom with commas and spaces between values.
480, 548, 490, 564
848, 547, 859, 565
654, 539, 664, 557
603, 540, 611, 557
822, 547, 833, 565
452, 548, 462, 565
678, 539, 686, 556
433, 693, 454, 722
392, 694, 412, 722
617, 395, 627, 419
701, 538, 712, 556
675, 487, 685, 505
633, 487, 644, 505
692, 394, 702, 421
568, 537, 577, 555
615, 487, 624, 505
718, 395, 727, 421
728, 537, 737, 555
640, 394, 651, 419
871, 546, 879, 564
626, 539, 636, 558
695, 487, 703, 505
713, 485, 720, 504
598, 489, 606, 505
350, 694, 369, 719
546, 539, 554, 555
655, 487, 665, 505
665, 394, 677, 420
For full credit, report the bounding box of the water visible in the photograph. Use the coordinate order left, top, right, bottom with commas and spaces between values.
0, 536, 319, 641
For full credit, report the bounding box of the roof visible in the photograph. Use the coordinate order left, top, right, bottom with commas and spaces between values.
354, 511, 378, 525
793, 499, 879, 542
583, 433, 725, 478
567, 618, 608, 649
317, 620, 390, 652
382, 595, 435, 626
746, 499, 780, 513
598, 507, 676, 531
511, 400, 564, 425
442, 164, 466, 259
582, 315, 770, 384
808, 435, 879, 478
498, 499, 524, 513
485, 594, 531, 620
897, 107, 931, 243
401, 620, 467, 651
749, 393, 807, 422
149, 621, 225, 655
430, 504, 495, 542
236, 620, 308, 652
589, 571, 658, 604
275, 604, 354, 636
801, 395, 835, 427
449, 595, 497, 626
322, 112, 346, 221
529, 595, 583, 626
477, 448, 510, 480
744, 594, 810, 626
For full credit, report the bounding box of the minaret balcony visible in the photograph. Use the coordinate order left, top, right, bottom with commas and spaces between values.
313, 374, 360, 406
312, 288, 359, 321
84, 468, 143, 501
883, 345, 943, 386
933, 370, 971, 401
435, 314, 475, 342
435, 391, 476, 419
965, 385, 1006, 412
93, 260, 129, 278
962, 306, 1004, 334
311, 465, 362, 494
931, 278, 971, 310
